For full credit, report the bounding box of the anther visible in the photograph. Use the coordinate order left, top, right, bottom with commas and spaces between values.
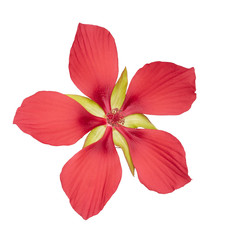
106, 108, 125, 127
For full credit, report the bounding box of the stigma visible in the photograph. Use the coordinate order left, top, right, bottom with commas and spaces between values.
106, 108, 125, 127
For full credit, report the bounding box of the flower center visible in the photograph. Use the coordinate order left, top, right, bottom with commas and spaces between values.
106, 108, 125, 127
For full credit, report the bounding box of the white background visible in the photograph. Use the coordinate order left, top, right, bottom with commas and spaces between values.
1, 0, 240, 239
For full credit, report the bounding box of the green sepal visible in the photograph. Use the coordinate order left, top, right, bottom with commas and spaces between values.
110, 67, 128, 110
67, 94, 105, 118
112, 128, 135, 176
83, 125, 106, 148
124, 114, 156, 129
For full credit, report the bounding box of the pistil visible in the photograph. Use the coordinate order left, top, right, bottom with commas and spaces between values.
106, 108, 125, 127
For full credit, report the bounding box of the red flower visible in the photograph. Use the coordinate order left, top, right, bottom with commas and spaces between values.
14, 23, 196, 220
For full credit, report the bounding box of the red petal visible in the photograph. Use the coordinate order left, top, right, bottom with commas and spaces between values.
13, 91, 106, 146
69, 23, 118, 112
121, 62, 196, 115
117, 127, 191, 193
60, 127, 122, 219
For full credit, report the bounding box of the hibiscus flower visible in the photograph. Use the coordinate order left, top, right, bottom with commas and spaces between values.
13, 23, 196, 220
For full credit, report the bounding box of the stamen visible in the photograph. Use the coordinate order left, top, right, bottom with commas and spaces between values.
106, 108, 125, 127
